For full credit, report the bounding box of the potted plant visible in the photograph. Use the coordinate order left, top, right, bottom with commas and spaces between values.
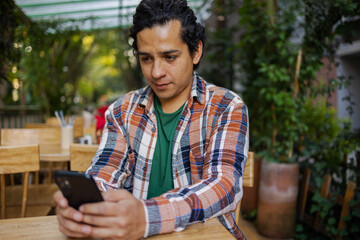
237, 1, 305, 237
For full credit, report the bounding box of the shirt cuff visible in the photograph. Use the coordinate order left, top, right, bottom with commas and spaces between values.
142, 198, 177, 237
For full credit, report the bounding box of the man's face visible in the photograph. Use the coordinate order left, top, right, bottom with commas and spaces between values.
136, 20, 202, 113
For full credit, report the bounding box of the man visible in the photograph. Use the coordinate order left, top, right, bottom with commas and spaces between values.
54, 0, 249, 239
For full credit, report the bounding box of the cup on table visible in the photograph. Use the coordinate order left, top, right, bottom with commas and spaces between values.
61, 125, 74, 149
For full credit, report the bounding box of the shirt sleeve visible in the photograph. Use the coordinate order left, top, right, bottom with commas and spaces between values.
141, 100, 249, 237
86, 103, 133, 192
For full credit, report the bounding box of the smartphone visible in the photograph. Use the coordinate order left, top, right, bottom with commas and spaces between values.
54, 171, 103, 210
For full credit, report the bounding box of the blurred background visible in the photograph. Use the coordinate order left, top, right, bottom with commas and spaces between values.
1, 0, 360, 239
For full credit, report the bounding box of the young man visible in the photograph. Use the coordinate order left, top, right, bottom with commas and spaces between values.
54, 0, 249, 239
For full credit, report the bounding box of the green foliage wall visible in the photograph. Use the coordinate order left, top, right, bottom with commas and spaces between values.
4, 16, 142, 117
232, 0, 360, 238
15, 21, 91, 116
236, 0, 360, 163
238, 0, 306, 162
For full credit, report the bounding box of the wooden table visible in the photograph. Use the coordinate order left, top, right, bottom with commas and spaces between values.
0, 215, 234, 240
40, 146, 70, 163
39, 146, 70, 183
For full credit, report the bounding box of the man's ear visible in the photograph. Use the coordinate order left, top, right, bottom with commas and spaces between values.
192, 41, 203, 65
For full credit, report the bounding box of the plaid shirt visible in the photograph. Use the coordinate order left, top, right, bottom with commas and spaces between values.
87, 73, 249, 239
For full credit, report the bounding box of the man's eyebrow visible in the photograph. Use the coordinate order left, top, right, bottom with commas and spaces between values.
138, 51, 150, 55
160, 49, 180, 54
137, 50, 180, 55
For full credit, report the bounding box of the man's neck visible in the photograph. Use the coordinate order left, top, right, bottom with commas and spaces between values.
156, 78, 193, 113
159, 96, 188, 113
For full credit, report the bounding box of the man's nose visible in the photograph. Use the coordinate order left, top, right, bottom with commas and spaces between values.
151, 59, 166, 79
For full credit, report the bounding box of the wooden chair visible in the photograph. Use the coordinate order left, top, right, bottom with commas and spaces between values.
70, 143, 99, 172
235, 151, 254, 225
0, 144, 56, 219
1, 128, 61, 148
1, 128, 65, 183
299, 167, 357, 235
0, 129, 60, 215
24, 123, 58, 129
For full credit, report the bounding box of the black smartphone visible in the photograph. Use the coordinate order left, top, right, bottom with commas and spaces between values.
54, 171, 104, 210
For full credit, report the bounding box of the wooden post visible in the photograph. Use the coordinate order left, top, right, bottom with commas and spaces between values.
314, 174, 332, 230
21, 172, 30, 218
1, 175, 6, 219
299, 167, 311, 220
338, 181, 357, 231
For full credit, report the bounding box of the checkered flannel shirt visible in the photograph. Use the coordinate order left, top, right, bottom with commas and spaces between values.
87, 72, 249, 239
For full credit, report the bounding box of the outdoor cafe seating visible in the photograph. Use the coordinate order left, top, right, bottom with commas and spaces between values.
0, 141, 255, 239
0, 109, 255, 236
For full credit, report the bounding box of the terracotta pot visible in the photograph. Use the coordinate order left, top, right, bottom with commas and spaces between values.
256, 160, 299, 239
241, 157, 262, 218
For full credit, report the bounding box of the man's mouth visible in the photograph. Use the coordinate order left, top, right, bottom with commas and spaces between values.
154, 82, 170, 90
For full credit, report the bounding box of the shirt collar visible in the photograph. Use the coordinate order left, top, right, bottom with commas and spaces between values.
190, 72, 206, 105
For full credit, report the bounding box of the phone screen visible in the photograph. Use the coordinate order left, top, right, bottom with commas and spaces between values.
54, 171, 104, 210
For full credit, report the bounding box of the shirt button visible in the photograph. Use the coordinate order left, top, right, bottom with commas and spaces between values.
151, 127, 156, 133
143, 166, 147, 171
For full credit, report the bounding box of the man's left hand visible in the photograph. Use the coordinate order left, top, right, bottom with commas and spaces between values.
80, 189, 146, 240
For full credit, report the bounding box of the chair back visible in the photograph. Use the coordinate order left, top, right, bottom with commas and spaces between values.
73, 116, 84, 138
243, 151, 254, 187
0, 144, 40, 218
0, 128, 61, 148
235, 151, 254, 225
45, 117, 60, 126
24, 123, 58, 129
70, 143, 98, 172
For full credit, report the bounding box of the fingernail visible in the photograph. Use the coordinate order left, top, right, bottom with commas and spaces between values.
82, 225, 91, 234
59, 198, 67, 206
74, 212, 82, 221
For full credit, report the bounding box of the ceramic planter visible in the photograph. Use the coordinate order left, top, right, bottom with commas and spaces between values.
256, 160, 299, 238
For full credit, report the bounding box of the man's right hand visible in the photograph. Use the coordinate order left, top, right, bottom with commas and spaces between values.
53, 190, 93, 238
53, 189, 146, 240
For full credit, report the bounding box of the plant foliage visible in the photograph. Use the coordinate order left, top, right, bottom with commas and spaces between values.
238, 0, 306, 163
233, 0, 360, 238
12, 20, 92, 116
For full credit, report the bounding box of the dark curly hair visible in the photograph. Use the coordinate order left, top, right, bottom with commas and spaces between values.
129, 0, 206, 69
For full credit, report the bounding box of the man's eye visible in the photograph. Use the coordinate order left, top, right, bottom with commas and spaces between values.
140, 57, 151, 63
165, 55, 176, 61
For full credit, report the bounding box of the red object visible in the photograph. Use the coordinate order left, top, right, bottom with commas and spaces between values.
95, 105, 109, 131
95, 104, 110, 143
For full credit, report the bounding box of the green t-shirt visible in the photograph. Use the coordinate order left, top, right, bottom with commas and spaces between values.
147, 96, 184, 199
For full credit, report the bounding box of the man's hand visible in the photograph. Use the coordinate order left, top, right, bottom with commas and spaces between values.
53, 189, 146, 240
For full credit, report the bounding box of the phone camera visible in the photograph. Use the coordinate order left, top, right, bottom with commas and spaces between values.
64, 179, 71, 188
